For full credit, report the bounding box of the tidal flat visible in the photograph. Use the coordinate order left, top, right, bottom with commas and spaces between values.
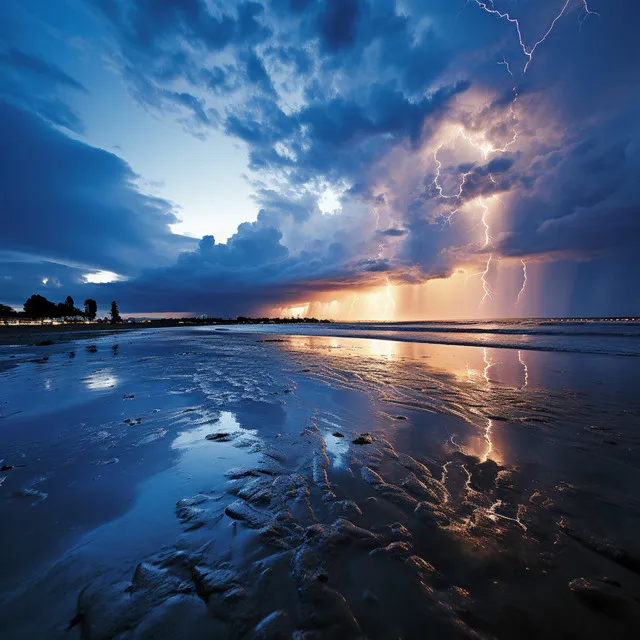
1, 326, 639, 639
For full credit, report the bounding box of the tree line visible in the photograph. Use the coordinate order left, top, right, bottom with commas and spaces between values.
0, 295, 122, 323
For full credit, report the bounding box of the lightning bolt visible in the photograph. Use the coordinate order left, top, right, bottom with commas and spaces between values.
518, 350, 529, 388
449, 434, 464, 452
488, 500, 527, 531
497, 56, 513, 77
579, 0, 600, 26
373, 201, 386, 260
459, 127, 496, 159
480, 255, 495, 305
441, 460, 452, 486
481, 419, 494, 463
459, 116, 518, 156
480, 348, 496, 463
433, 144, 446, 198
461, 464, 478, 496
477, 196, 496, 307
433, 143, 474, 227
516, 259, 528, 306
478, 197, 493, 248
433, 144, 472, 200
483, 347, 494, 383
472, 0, 599, 74
432, 71, 521, 308
434, 1, 600, 311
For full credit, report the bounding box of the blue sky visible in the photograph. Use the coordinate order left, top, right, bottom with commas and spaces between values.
1, 0, 638, 318
2, 0, 255, 241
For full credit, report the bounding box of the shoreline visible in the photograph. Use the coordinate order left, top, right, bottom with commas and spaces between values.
0, 323, 144, 346
3, 320, 640, 356
0, 319, 331, 347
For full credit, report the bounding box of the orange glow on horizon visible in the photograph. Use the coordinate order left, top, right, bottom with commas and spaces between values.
270, 257, 547, 321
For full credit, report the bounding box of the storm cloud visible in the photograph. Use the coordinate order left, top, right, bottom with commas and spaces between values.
0, 101, 195, 305
2, 0, 639, 317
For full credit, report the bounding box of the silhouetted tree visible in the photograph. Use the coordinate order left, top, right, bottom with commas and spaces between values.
84, 299, 97, 321
24, 294, 57, 319
110, 301, 122, 324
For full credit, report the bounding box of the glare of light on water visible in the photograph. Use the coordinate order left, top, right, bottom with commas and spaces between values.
84, 370, 118, 391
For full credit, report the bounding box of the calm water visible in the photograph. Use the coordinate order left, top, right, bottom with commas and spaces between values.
1, 326, 639, 638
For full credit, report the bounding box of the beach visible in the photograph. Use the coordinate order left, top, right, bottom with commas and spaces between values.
1, 324, 639, 639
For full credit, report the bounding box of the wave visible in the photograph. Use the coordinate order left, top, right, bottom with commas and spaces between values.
217, 320, 640, 357
329, 321, 640, 339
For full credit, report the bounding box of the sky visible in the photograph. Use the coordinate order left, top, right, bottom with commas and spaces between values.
1, 0, 639, 320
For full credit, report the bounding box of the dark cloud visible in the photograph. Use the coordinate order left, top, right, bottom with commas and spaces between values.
229, 81, 468, 187
0, 45, 86, 131
499, 122, 640, 260
476, 156, 515, 175
92, 0, 273, 137
201, 66, 231, 93
99, 0, 235, 53
377, 228, 407, 237
317, 0, 360, 52
242, 50, 276, 95
0, 101, 195, 305
0, 48, 86, 92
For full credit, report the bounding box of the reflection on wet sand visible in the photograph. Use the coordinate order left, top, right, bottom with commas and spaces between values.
274, 334, 640, 634
284, 336, 515, 466
2, 329, 640, 639
84, 369, 118, 391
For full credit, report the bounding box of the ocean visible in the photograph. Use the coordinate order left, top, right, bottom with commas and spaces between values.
218, 318, 640, 356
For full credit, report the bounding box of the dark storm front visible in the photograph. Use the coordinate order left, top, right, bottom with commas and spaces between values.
1, 327, 640, 638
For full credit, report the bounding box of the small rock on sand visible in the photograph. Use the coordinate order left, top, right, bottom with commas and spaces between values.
205, 432, 233, 442
192, 566, 239, 598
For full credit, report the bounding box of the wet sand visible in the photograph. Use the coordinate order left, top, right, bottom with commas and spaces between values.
0, 323, 144, 346
1, 328, 639, 638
